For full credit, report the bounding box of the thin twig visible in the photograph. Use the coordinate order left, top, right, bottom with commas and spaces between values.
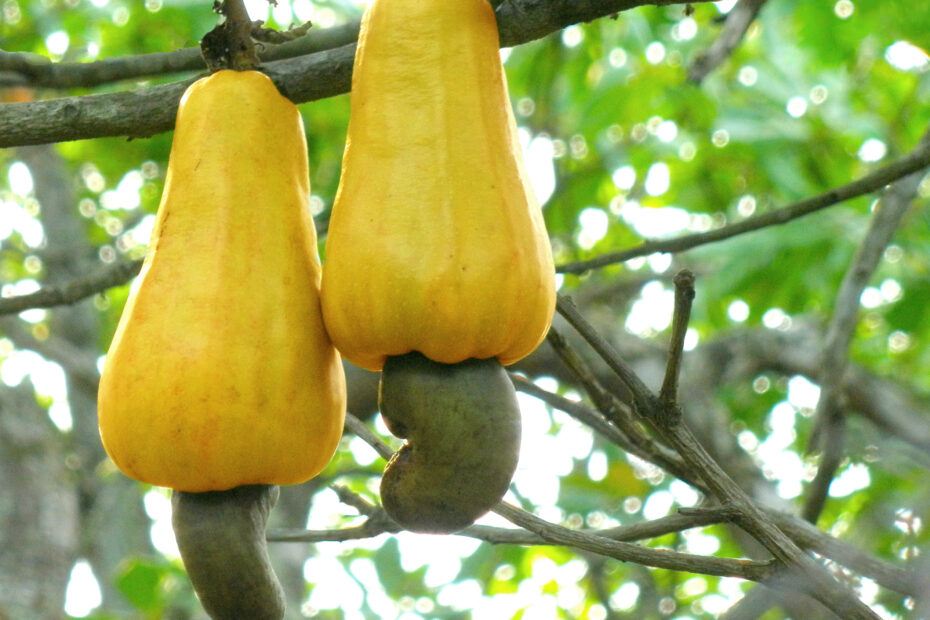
658, 269, 695, 417
540, 328, 699, 486
556, 137, 930, 275
331, 484, 379, 515
0, 260, 142, 316
0, 24, 360, 89
269, 505, 733, 546
555, 295, 661, 417
495, 502, 774, 580
687, 0, 768, 83
343, 412, 395, 461
509, 373, 634, 449
801, 130, 928, 523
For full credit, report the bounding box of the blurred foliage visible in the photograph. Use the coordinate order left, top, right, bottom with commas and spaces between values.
3, 0, 930, 619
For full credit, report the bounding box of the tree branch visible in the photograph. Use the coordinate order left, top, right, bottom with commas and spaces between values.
687, 0, 768, 83
801, 129, 928, 523
0, 260, 142, 316
518, 336, 925, 597
321, 405, 925, 603
558, 278, 881, 618
556, 135, 930, 274
0, 24, 361, 89
268, 504, 731, 545
658, 270, 695, 414
539, 328, 699, 486
495, 502, 774, 580
5, 128, 927, 319
0, 0, 714, 147
555, 295, 661, 416
510, 371, 691, 483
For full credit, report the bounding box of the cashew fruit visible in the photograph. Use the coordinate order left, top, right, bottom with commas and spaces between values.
97, 69, 346, 491
172, 486, 284, 620
320, 0, 556, 372
379, 353, 521, 533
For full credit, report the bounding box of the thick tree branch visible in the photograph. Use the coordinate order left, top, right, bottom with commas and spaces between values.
0, 42, 357, 148
0, 0, 713, 147
493, 0, 702, 47
0, 0, 707, 90
656, 419, 880, 618
557, 135, 930, 274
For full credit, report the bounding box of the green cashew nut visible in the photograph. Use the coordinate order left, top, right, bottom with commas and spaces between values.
378, 352, 522, 533
172, 485, 285, 620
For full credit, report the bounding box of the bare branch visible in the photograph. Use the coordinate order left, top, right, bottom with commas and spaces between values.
658, 269, 695, 417
268, 505, 732, 545
555, 295, 661, 416
343, 411, 395, 461
687, 0, 768, 83
0, 42, 357, 147
801, 130, 928, 523
657, 422, 879, 618
313, 414, 772, 580
493, 0, 707, 47
510, 372, 633, 448
773, 510, 925, 596
0, 1, 710, 91
557, 136, 930, 275
327, 388, 924, 602
495, 502, 774, 579
0, 260, 142, 316
0, 23, 360, 89
0, 0, 714, 147
540, 328, 698, 485
558, 285, 880, 618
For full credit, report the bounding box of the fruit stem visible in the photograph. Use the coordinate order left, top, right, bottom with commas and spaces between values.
201, 0, 260, 72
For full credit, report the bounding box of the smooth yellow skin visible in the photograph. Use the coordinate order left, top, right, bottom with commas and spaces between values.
320, 0, 556, 372
97, 70, 346, 492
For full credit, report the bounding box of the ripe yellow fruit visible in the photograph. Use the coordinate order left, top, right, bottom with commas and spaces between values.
320, 0, 556, 371
97, 70, 346, 492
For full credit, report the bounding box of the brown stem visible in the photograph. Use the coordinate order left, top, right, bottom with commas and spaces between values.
658, 269, 695, 419
201, 0, 260, 71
